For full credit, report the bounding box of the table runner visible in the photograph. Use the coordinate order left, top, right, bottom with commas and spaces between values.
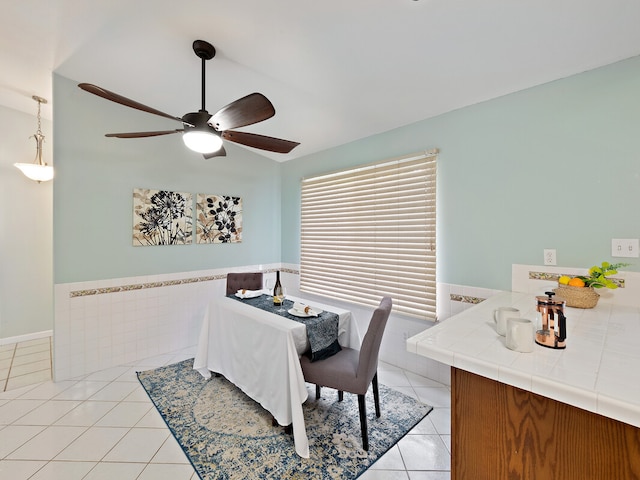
228, 294, 341, 361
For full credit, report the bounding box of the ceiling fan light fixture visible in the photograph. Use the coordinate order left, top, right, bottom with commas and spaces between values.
182, 128, 223, 154
78, 39, 298, 158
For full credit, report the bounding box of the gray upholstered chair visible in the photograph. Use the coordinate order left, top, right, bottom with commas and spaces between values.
299, 296, 392, 451
225, 272, 264, 296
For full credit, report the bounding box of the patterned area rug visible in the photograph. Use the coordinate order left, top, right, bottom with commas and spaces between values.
137, 359, 433, 480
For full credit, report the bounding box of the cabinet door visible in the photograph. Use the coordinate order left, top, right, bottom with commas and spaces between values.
451, 368, 640, 480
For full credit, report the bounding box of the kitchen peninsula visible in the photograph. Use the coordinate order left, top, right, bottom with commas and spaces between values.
407, 291, 640, 479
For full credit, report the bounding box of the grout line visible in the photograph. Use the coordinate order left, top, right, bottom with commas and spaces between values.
2, 338, 53, 392
2, 343, 17, 392
49, 336, 53, 379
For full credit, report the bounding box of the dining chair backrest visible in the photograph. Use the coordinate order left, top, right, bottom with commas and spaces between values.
356, 296, 392, 385
225, 272, 264, 296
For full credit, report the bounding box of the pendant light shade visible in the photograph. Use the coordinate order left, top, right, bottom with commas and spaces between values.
14, 96, 54, 183
14, 161, 54, 182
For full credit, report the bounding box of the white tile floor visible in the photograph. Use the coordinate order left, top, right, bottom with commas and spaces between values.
1, 338, 52, 392
0, 345, 451, 480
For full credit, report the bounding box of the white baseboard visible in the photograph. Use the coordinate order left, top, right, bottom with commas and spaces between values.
0, 330, 53, 346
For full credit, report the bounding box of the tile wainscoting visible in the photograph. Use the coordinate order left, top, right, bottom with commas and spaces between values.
54, 264, 500, 385
53, 266, 280, 381
55, 263, 634, 385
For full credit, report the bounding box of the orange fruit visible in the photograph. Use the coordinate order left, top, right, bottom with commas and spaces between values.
568, 277, 585, 287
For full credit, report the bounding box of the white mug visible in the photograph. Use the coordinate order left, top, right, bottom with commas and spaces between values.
493, 307, 520, 336
506, 318, 535, 353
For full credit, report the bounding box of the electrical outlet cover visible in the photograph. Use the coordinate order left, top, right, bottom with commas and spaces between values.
544, 249, 557, 265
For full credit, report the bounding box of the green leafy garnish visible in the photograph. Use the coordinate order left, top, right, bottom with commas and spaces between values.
578, 261, 631, 289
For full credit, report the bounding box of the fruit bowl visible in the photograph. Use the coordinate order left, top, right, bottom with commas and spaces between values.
554, 283, 600, 309
553, 262, 630, 308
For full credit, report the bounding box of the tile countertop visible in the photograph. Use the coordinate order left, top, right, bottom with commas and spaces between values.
406, 291, 640, 428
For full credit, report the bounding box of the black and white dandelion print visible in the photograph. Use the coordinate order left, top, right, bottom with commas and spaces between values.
133, 188, 193, 246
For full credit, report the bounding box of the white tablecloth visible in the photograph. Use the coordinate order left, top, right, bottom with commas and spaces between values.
193, 293, 360, 458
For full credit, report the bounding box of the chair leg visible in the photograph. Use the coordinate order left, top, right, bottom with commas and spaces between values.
372, 372, 381, 417
316, 385, 321, 399
338, 390, 344, 402
357, 394, 369, 451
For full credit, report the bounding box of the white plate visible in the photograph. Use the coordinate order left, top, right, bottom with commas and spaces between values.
288, 308, 322, 317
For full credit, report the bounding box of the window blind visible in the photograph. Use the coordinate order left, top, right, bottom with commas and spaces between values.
300, 150, 438, 320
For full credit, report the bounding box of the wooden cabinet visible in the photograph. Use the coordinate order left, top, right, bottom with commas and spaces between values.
451, 368, 640, 479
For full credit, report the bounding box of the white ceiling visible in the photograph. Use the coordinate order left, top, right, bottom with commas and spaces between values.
2, 0, 640, 161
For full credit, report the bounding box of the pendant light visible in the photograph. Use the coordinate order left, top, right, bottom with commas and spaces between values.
14, 96, 54, 183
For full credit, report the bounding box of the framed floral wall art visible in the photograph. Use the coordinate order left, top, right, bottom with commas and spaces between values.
133, 188, 193, 246
196, 194, 242, 244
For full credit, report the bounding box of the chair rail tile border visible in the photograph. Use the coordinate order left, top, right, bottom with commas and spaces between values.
450, 294, 486, 305
69, 268, 300, 298
528, 271, 625, 288
70, 275, 223, 297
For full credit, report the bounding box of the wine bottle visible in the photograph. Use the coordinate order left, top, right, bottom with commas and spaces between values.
273, 271, 283, 306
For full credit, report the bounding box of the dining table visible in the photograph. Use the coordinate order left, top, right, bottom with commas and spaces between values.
193, 290, 361, 458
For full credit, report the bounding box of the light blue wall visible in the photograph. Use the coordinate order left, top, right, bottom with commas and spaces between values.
0, 105, 53, 338
53, 74, 282, 284
281, 56, 640, 291
54, 55, 640, 290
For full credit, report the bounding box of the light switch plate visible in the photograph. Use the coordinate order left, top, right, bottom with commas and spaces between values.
611, 238, 639, 258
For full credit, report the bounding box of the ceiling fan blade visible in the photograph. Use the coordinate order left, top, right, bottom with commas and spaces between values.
210, 93, 275, 131
222, 131, 300, 154
105, 129, 183, 138
203, 146, 227, 159
78, 83, 183, 123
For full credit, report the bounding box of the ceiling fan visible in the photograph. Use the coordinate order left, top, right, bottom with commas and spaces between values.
78, 40, 299, 159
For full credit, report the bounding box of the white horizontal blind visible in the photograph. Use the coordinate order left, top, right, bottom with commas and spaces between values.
300, 150, 438, 320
